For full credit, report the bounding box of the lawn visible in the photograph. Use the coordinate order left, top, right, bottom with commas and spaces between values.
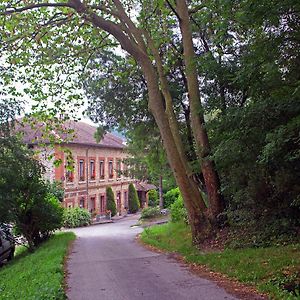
0, 232, 75, 300
141, 222, 300, 300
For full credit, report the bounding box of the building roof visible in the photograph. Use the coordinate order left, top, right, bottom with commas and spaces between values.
17, 119, 125, 149
135, 181, 157, 192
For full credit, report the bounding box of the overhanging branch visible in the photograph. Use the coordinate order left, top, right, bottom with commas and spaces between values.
1, 2, 74, 15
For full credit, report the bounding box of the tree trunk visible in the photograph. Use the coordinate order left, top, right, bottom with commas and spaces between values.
176, 0, 224, 222
140, 58, 210, 242
159, 175, 163, 208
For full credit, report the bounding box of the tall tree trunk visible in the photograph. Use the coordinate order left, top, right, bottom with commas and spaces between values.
159, 175, 164, 208
175, 0, 224, 222
140, 58, 211, 242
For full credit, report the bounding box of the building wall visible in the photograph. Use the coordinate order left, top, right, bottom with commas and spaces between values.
60, 144, 134, 215
34, 146, 56, 182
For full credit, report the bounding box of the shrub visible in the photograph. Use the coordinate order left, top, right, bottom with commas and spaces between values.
148, 189, 159, 207
106, 186, 117, 216
63, 207, 91, 228
128, 183, 140, 213
140, 207, 161, 219
0, 137, 65, 251
170, 195, 188, 223
164, 187, 180, 208
32, 194, 64, 236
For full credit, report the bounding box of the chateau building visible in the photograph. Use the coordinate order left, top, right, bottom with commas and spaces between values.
20, 120, 151, 215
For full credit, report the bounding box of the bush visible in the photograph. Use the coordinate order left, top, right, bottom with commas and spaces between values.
33, 194, 64, 236
140, 207, 161, 219
106, 186, 117, 216
164, 187, 180, 208
170, 195, 188, 223
0, 137, 65, 251
128, 183, 140, 213
148, 189, 159, 207
63, 207, 91, 228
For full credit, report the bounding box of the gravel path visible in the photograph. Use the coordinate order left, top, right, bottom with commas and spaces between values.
66, 214, 238, 300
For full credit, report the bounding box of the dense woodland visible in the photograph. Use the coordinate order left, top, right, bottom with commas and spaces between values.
0, 0, 299, 246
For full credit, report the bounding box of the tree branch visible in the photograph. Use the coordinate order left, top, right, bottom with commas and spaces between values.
1, 2, 74, 15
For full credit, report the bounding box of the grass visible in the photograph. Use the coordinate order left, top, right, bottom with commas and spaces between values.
0, 232, 76, 300
141, 222, 300, 300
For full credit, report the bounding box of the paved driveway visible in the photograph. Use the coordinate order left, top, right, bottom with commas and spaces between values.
66, 214, 238, 300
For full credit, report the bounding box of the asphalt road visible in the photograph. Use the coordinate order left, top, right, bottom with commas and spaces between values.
66, 214, 238, 300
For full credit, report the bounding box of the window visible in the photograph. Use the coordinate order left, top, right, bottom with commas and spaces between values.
100, 195, 105, 213
123, 163, 128, 177
66, 170, 74, 182
117, 160, 121, 178
89, 196, 96, 212
124, 191, 128, 209
108, 159, 113, 179
90, 159, 95, 180
117, 191, 121, 212
79, 159, 85, 181
79, 197, 85, 208
99, 160, 105, 179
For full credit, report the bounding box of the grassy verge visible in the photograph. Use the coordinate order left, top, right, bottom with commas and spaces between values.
141, 222, 300, 300
0, 232, 75, 300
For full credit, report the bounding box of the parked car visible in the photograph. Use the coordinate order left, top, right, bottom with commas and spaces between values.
0, 228, 15, 264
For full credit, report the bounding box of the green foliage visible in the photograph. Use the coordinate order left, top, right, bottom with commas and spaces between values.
0, 232, 75, 299
163, 187, 180, 208
128, 183, 140, 213
194, 0, 300, 239
106, 186, 117, 217
141, 223, 300, 300
140, 207, 161, 219
170, 195, 188, 223
148, 189, 159, 207
0, 136, 64, 251
47, 181, 64, 202
30, 193, 64, 237
63, 207, 91, 228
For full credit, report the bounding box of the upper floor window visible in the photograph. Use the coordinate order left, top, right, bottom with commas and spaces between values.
123, 163, 128, 177
117, 160, 121, 178
79, 159, 85, 181
66, 170, 74, 182
108, 159, 114, 179
90, 159, 95, 180
99, 159, 105, 179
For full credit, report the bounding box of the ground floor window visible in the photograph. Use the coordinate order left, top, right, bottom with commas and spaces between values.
124, 191, 128, 209
100, 195, 106, 213
79, 197, 85, 208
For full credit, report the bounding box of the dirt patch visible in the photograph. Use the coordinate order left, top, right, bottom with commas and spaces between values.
198, 227, 230, 252
138, 236, 269, 300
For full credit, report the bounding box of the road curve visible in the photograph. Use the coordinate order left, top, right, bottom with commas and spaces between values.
66, 214, 238, 300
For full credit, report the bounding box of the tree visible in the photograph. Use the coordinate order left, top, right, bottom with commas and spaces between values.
0, 136, 64, 251
1, 0, 225, 242
188, 0, 300, 244
128, 183, 140, 213
106, 186, 117, 217
148, 190, 159, 207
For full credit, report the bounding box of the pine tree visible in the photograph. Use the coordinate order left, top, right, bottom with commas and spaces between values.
128, 183, 140, 213
106, 186, 116, 217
